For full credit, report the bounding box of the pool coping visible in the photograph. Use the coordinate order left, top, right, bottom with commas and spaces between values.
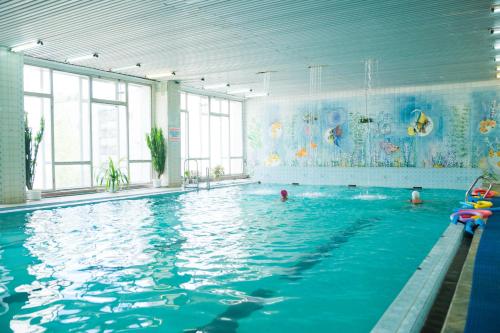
372, 223, 464, 333
0, 179, 256, 214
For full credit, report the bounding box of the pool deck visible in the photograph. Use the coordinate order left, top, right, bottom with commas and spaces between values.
0, 179, 255, 213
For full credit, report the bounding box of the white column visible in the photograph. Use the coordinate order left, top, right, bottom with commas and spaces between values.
0, 47, 26, 204
153, 80, 182, 187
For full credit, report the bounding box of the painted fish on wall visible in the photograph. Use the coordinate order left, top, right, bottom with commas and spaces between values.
379, 141, 400, 154
325, 126, 342, 147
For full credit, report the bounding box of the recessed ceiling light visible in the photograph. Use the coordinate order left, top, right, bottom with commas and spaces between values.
228, 88, 253, 94
111, 63, 141, 71
246, 92, 269, 98
204, 83, 230, 90
147, 71, 176, 79
10, 40, 43, 52
66, 53, 99, 63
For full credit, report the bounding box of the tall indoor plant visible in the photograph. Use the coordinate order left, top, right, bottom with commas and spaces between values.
146, 127, 166, 187
25, 114, 45, 200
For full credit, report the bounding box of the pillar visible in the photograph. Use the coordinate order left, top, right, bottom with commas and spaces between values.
0, 47, 26, 204
153, 80, 182, 187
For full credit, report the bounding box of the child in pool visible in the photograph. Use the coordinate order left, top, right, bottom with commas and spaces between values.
281, 189, 288, 202
411, 190, 423, 204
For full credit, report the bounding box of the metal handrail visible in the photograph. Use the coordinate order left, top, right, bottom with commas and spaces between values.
206, 167, 211, 190
466, 175, 484, 201
466, 175, 495, 201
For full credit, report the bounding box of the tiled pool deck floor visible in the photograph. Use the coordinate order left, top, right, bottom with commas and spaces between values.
0, 179, 254, 213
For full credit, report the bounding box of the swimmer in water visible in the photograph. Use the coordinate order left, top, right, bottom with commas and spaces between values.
281, 189, 288, 202
411, 190, 423, 204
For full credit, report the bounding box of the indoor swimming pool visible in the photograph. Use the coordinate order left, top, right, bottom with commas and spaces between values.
0, 184, 463, 332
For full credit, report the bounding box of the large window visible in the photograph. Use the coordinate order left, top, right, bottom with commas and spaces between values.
180, 92, 244, 177
23, 65, 152, 190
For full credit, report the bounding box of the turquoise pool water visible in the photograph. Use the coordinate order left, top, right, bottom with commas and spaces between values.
0, 184, 463, 332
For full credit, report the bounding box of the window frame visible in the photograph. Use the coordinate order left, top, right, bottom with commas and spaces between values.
23, 65, 153, 191
181, 91, 245, 176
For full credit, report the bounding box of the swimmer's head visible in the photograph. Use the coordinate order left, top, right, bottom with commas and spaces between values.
412, 191, 420, 200
281, 189, 288, 199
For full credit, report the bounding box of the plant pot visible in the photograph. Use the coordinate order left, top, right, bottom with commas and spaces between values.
107, 183, 118, 193
152, 179, 161, 188
26, 189, 42, 201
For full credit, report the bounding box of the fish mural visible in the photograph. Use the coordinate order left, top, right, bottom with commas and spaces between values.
325, 126, 342, 147
270, 122, 282, 139
246, 89, 500, 178
380, 141, 400, 154
296, 148, 308, 158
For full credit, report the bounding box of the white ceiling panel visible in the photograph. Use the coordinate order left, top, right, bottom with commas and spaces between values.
0, 0, 496, 95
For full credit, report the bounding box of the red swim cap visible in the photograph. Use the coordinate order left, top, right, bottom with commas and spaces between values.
281, 190, 288, 197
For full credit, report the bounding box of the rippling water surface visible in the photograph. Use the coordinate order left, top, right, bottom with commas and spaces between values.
0, 184, 462, 332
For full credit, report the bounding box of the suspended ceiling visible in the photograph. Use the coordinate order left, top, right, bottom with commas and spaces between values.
0, 0, 497, 96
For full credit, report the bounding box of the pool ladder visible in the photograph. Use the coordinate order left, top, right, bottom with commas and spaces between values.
466, 175, 494, 201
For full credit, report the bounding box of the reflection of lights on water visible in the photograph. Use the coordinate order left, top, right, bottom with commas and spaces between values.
15, 200, 162, 330
352, 194, 388, 200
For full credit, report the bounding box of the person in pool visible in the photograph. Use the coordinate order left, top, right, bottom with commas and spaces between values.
411, 190, 423, 204
281, 189, 288, 202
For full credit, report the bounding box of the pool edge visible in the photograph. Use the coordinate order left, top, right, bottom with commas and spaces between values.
372, 223, 464, 333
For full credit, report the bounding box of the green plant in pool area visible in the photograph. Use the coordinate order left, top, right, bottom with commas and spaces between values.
96, 158, 129, 192
25, 113, 45, 190
145, 127, 167, 179
213, 165, 225, 180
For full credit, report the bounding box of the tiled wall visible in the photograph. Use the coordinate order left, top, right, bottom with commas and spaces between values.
253, 166, 481, 190
246, 81, 500, 189
0, 48, 25, 204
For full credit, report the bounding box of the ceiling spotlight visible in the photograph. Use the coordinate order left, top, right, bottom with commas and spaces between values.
66, 53, 99, 63
491, 28, 500, 34
204, 83, 230, 90
147, 71, 176, 79
111, 63, 141, 71
10, 40, 43, 52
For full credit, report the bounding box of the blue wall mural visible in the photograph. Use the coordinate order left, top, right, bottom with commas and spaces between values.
247, 85, 500, 180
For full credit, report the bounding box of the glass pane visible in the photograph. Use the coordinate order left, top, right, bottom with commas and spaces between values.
55, 165, 91, 189
188, 94, 201, 158
230, 101, 243, 157
210, 115, 221, 169
220, 99, 229, 114
92, 104, 128, 171
92, 78, 126, 101
230, 158, 243, 174
221, 116, 229, 159
53, 71, 91, 162
24, 96, 53, 190
24, 65, 51, 94
180, 92, 186, 110
210, 98, 220, 114
129, 162, 151, 184
128, 84, 151, 160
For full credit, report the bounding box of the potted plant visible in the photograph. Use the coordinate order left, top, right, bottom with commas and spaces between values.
146, 127, 166, 188
96, 158, 129, 193
213, 165, 225, 180
25, 114, 45, 200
